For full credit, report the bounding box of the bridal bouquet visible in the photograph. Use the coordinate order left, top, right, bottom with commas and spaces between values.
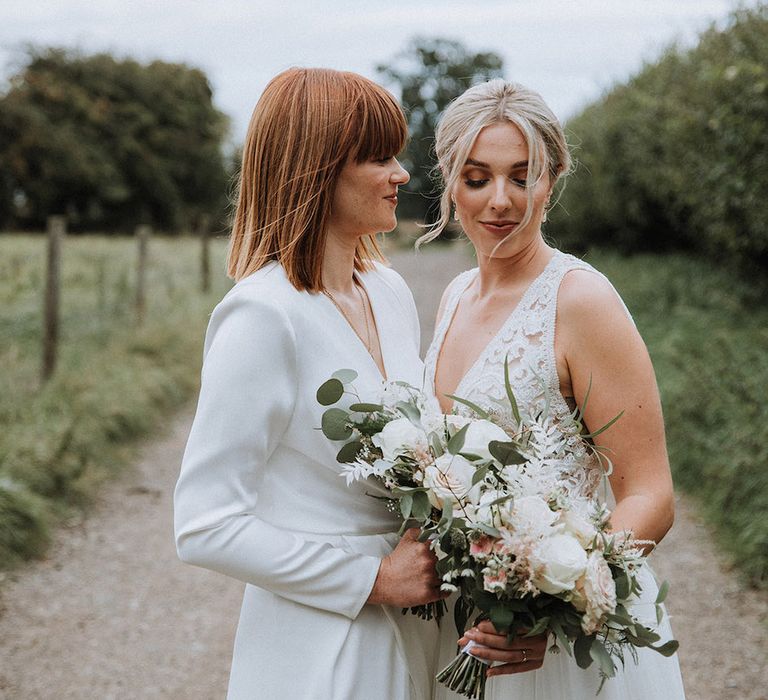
317, 364, 679, 698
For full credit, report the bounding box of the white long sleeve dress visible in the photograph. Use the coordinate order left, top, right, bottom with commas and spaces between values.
174, 261, 439, 700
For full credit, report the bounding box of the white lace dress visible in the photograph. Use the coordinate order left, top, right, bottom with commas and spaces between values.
426, 250, 686, 700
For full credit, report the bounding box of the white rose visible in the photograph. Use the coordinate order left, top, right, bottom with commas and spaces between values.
561, 510, 599, 548
372, 418, 427, 462
531, 533, 588, 595
423, 453, 481, 510
461, 420, 510, 461
580, 552, 617, 634
513, 495, 559, 535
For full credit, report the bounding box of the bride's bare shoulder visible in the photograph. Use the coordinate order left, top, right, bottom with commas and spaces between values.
556, 266, 639, 349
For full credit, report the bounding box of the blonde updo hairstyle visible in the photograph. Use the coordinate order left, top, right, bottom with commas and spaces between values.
421, 79, 571, 245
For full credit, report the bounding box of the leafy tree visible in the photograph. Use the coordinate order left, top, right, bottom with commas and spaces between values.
551, 5, 768, 275
377, 38, 504, 222
0, 48, 230, 231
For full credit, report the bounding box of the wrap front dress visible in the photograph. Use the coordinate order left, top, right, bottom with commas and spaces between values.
174, 261, 439, 699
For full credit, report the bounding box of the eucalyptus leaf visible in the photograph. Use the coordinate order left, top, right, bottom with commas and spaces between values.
525, 616, 551, 637
316, 378, 344, 406
607, 611, 634, 626
489, 605, 515, 633
471, 464, 489, 486
429, 432, 445, 457
454, 596, 473, 637
332, 368, 358, 383
447, 424, 469, 455
650, 640, 680, 657
336, 440, 363, 463
411, 491, 432, 520
417, 527, 435, 542
655, 580, 670, 605
321, 408, 353, 440
574, 634, 595, 669
614, 570, 630, 600
396, 401, 421, 423
400, 493, 413, 519
440, 501, 454, 530
476, 522, 501, 538
348, 402, 384, 412
472, 588, 499, 613
488, 440, 526, 465
589, 640, 616, 678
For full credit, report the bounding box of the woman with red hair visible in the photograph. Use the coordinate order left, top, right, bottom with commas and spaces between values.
175, 68, 443, 699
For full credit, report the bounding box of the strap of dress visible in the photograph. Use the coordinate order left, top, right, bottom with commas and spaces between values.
536, 253, 636, 411
549, 254, 636, 327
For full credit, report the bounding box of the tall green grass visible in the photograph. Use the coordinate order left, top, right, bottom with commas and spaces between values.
0, 234, 231, 566
584, 251, 767, 587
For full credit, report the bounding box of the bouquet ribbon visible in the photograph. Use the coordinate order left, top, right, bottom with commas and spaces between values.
461, 640, 492, 666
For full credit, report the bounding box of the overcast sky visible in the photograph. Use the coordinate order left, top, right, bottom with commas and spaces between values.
0, 0, 752, 143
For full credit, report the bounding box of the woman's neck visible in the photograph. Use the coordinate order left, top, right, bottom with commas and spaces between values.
473, 234, 552, 298
321, 231, 358, 293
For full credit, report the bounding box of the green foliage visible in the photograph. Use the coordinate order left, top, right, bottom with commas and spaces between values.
378, 38, 504, 222
551, 6, 768, 274
586, 250, 768, 588
0, 47, 230, 231
0, 233, 231, 567
316, 378, 344, 406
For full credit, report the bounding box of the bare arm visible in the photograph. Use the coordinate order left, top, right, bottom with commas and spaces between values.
557, 270, 675, 547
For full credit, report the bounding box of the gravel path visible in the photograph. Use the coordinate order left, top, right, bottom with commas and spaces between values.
1, 245, 766, 699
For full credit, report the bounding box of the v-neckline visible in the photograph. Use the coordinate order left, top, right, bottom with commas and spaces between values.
323, 270, 388, 382
432, 251, 560, 412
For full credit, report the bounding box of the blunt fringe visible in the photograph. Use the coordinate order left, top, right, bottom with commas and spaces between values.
227, 67, 408, 290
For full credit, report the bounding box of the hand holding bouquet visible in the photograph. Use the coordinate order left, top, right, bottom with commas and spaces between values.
317, 363, 678, 698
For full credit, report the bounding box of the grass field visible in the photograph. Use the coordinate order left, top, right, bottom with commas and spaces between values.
1, 234, 766, 587
0, 233, 232, 566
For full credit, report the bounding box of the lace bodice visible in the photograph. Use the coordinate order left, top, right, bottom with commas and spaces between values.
424, 249, 622, 500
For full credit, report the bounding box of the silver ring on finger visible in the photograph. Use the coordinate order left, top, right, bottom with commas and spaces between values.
519, 649, 528, 664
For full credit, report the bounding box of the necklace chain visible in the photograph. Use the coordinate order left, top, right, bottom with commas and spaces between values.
323, 281, 373, 354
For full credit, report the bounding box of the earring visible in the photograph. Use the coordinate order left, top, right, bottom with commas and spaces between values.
542, 209, 548, 223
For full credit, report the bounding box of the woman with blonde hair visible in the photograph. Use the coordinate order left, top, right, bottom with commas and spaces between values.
174, 68, 443, 700
424, 79, 686, 698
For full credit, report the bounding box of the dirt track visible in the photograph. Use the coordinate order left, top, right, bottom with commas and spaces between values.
1, 246, 766, 699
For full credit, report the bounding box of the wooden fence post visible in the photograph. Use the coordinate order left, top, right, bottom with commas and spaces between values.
135, 224, 151, 325
199, 214, 211, 293
42, 215, 65, 382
